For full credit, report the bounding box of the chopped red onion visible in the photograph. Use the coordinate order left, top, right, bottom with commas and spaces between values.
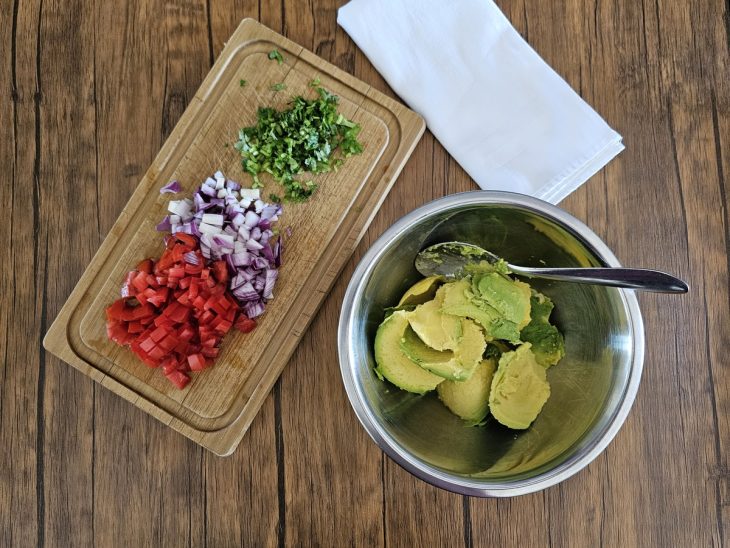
156, 216, 172, 232
160, 180, 182, 194
158, 171, 285, 313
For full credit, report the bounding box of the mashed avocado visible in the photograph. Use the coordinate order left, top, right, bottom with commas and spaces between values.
373, 256, 564, 428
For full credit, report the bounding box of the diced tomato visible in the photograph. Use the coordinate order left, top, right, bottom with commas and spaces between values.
161, 358, 178, 375
235, 316, 257, 333
150, 326, 168, 342
105, 299, 126, 321
127, 321, 144, 334
132, 271, 149, 292
174, 233, 196, 247
165, 370, 190, 389
136, 258, 154, 274
168, 266, 185, 279
212, 261, 228, 284
201, 347, 219, 358
139, 337, 157, 353
106, 234, 261, 389
187, 353, 207, 371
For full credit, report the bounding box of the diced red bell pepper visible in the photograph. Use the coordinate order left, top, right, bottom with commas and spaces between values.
212, 261, 228, 284
235, 316, 257, 333
136, 259, 153, 274
165, 370, 190, 389
187, 353, 206, 371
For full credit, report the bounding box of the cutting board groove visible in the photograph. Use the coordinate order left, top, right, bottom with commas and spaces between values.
43, 18, 424, 456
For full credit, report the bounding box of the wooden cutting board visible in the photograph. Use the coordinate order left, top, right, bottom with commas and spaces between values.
43, 18, 425, 456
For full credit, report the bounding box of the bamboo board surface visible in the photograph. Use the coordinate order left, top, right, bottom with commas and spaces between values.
42, 18, 425, 455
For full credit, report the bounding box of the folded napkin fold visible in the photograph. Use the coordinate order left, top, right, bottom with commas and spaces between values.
338, 0, 624, 203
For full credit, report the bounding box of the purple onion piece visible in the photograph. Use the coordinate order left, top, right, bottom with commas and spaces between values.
160, 180, 182, 194
183, 251, 200, 265
263, 269, 278, 299
200, 184, 216, 197
243, 301, 265, 318
156, 216, 172, 232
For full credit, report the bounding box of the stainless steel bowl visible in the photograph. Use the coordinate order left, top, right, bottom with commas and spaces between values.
338, 192, 644, 497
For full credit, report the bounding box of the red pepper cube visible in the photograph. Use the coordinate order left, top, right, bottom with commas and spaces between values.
127, 321, 144, 334
174, 233, 196, 248
158, 334, 179, 352
214, 320, 232, 334
131, 303, 155, 320
212, 261, 228, 284
131, 271, 149, 292
168, 266, 185, 278
148, 345, 166, 360
150, 326, 168, 342
165, 370, 190, 389
179, 276, 192, 289
178, 325, 195, 341
187, 353, 206, 371
161, 358, 178, 375
139, 337, 157, 353
136, 258, 154, 274
177, 293, 191, 306
200, 269, 210, 280
235, 316, 257, 333
200, 310, 214, 324
105, 299, 126, 321
201, 347, 219, 358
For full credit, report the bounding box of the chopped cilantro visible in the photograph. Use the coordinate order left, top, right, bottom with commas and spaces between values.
269, 193, 282, 203
268, 49, 284, 64
239, 79, 247, 87
309, 77, 321, 87
234, 86, 364, 202
270, 82, 287, 91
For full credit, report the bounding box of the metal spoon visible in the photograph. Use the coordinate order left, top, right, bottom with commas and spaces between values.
415, 242, 688, 293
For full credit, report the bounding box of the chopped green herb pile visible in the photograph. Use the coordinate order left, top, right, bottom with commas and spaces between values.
270, 82, 287, 92
234, 86, 364, 202
268, 49, 284, 64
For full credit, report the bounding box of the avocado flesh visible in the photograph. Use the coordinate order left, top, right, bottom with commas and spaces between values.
408, 290, 462, 351
520, 291, 565, 368
473, 273, 532, 329
374, 311, 444, 394
489, 343, 550, 429
437, 358, 497, 425
397, 275, 445, 306
399, 319, 486, 381
440, 279, 521, 343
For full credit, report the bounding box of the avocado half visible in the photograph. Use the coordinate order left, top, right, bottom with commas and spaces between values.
399, 319, 486, 381
437, 357, 497, 425
489, 343, 550, 429
374, 310, 444, 394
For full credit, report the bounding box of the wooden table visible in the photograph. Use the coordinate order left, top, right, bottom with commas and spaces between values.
2, 1, 727, 546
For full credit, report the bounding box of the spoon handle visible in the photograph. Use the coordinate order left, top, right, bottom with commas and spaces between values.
511, 266, 688, 293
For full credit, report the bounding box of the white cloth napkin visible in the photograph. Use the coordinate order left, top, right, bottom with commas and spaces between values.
338, 0, 624, 204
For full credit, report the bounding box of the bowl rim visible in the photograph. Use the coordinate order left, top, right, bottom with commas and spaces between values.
337, 191, 645, 497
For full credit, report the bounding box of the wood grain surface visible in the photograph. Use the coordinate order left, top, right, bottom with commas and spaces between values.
1, 0, 728, 546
